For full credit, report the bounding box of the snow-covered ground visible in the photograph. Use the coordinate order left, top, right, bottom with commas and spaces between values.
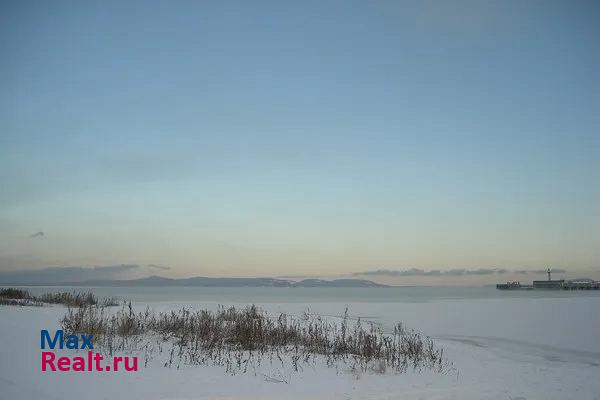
1, 296, 599, 400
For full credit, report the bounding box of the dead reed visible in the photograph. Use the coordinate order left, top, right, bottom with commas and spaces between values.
62, 303, 451, 375
0, 287, 118, 307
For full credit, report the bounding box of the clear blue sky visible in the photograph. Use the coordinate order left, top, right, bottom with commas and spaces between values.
1, 0, 598, 279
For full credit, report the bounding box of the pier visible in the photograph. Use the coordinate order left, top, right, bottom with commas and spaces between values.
562, 279, 600, 290
496, 268, 599, 290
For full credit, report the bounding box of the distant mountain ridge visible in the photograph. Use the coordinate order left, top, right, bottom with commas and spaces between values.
70, 276, 387, 288
0, 268, 387, 287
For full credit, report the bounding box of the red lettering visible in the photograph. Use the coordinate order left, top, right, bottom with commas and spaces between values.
41, 351, 138, 373
94, 352, 104, 371
113, 356, 122, 371
72, 356, 85, 371
87, 350, 93, 371
57, 357, 71, 371
41, 352, 56, 371
124, 356, 138, 371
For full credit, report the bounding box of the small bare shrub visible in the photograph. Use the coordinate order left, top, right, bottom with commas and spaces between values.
0, 287, 118, 308
38, 291, 118, 307
0, 288, 32, 299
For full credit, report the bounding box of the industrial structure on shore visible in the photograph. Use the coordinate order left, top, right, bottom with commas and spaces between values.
496, 268, 600, 290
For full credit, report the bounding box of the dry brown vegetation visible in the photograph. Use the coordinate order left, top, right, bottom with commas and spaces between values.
0, 287, 117, 307
62, 303, 451, 375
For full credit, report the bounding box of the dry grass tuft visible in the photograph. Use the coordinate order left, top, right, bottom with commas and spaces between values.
62, 304, 452, 375
0, 287, 118, 307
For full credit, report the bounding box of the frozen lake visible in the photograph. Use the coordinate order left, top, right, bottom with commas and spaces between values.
1, 286, 599, 399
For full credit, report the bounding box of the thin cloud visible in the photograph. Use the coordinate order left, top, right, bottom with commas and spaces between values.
354, 268, 508, 277
356, 268, 568, 277
515, 269, 566, 274
532, 268, 566, 274
147, 264, 171, 271
93, 264, 140, 272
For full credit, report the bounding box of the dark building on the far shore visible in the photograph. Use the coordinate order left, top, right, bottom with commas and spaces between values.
532, 279, 565, 289
533, 268, 565, 289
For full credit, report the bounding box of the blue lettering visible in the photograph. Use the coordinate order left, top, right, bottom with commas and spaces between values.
41, 330, 63, 349
81, 334, 93, 349
40, 330, 93, 349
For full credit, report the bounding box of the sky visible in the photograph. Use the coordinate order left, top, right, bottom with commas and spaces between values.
1, 0, 599, 283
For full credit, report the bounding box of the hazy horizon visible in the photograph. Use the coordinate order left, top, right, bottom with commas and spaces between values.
1, 264, 598, 287
1, 0, 599, 283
